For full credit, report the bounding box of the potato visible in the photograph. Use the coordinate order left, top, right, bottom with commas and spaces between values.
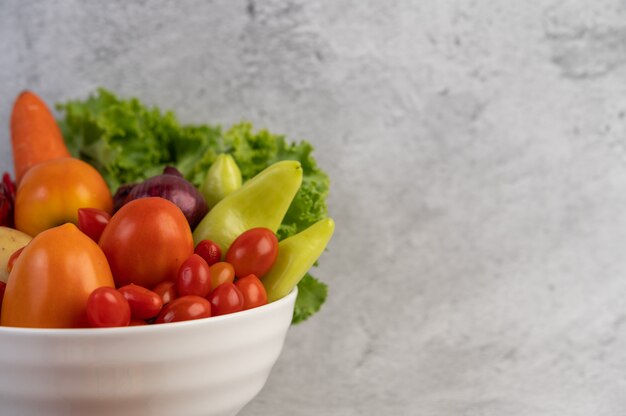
0, 226, 32, 283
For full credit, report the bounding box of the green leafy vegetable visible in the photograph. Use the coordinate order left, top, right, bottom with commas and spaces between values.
292, 274, 328, 324
56, 88, 330, 323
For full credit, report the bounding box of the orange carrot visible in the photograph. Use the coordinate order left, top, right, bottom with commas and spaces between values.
10, 91, 71, 184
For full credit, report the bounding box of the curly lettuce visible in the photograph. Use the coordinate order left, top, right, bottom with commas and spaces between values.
57, 88, 329, 323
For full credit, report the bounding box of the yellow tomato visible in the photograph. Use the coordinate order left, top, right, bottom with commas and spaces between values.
1, 223, 114, 328
14, 157, 113, 236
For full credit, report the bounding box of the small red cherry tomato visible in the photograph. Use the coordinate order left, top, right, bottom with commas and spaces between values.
209, 262, 235, 289
86, 287, 131, 328
208, 282, 244, 316
155, 295, 212, 324
176, 254, 211, 298
194, 240, 222, 266
129, 319, 147, 326
153, 280, 177, 305
225, 228, 278, 278
77, 207, 111, 243
6, 246, 24, 274
118, 284, 163, 320
235, 274, 268, 310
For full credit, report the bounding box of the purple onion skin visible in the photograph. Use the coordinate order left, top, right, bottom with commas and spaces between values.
121, 174, 208, 229
113, 183, 137, 212
163, 166, 184, 177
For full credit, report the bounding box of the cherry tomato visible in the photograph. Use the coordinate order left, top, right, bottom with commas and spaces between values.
129, 319, 147, 326
235, 274, 268, 310
86, 287, 131, 328
155, 295, 212, 324
225, 228, 278, 278
208, 282, 244, 316
77, 207, 111, 243
176, 254, 211, 298
209, 262, 235, 290
6, 247, 24, 274
99, 197, 194, 288
194, 240, 221, 266
153, 280, 177, 305
118, 284, 163, 320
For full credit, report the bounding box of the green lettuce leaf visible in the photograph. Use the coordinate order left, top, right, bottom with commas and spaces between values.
292, 273, 328, 324
57, 88, 329, 323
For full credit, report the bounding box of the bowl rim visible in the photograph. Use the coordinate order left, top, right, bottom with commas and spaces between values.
0, 287, 297, 336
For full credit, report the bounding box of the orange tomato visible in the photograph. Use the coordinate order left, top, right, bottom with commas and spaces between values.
1, 223, 114, 328
14, 157, 113, 236
209, 261, 235, 289
99, 197, 194, 289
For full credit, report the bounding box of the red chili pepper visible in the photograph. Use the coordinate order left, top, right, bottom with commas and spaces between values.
0, 172, 16, 227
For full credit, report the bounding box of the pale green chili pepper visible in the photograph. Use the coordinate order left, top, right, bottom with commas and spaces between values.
193, 160, 303, 254
200, 154, 242, 210
262, 218, 335, 302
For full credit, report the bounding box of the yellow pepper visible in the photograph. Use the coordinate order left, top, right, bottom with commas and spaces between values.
200, 154, 242, 209
193, 160, 303, 254
262, 218, 335, 302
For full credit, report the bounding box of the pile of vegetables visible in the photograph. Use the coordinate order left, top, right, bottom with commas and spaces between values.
0, 89, 333, 327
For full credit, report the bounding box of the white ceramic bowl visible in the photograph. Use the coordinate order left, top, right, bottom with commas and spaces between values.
0, 288, 297, 416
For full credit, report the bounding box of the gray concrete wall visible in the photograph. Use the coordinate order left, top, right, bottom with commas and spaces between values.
3, 1, 626, 415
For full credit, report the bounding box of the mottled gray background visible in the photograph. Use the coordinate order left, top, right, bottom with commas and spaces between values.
3, 1, 626, 415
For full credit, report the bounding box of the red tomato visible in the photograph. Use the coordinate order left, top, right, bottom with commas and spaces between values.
235, 274, 268, 310
6, 247, 24, 274
208, 282, 244, 316
153, 280, 177, 305
209, 262, 235, 290
86, 287, 131, 328
99, 197, 194, 288
225, 228, 278, 278
194, 240, 221, 266
118, 284, 163, 320
155, 295, 212, 324
77, 207, 111, 243
176, 254, 211, 298
129, 319, 147, 326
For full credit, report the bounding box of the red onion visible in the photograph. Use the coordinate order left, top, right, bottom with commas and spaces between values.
114, 167, 208, 229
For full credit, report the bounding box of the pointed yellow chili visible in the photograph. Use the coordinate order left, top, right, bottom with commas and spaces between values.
200, 154, 242, 209
193, 160, 303, 254
262, 218, 335, 302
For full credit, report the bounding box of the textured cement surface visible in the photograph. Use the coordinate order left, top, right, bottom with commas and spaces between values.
3, 1, 626, 415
